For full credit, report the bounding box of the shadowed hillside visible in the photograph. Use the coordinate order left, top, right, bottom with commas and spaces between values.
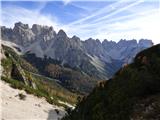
63, 44, 160, 120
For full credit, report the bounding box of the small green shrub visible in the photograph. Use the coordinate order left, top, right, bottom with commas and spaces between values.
18, 93, 26, 100
55, 109, 60, 114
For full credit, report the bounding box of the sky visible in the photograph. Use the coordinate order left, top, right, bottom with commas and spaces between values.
1, 0, 160, 44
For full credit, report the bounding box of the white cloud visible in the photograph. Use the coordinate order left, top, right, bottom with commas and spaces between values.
1, 5, 61, 31
89, 11, 160, 44
1, 0, 160, 44
64, 0, 160, 44
67, 0, 127, 26
93, 0, 144, 23
63, 0, 72, 5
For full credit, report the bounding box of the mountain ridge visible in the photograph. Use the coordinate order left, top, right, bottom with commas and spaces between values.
1, 22, 153, 44
1, 22, 153, 80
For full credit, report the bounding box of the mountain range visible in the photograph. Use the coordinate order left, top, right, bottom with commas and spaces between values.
1, 22, 153, 93
1, 22, 153, 78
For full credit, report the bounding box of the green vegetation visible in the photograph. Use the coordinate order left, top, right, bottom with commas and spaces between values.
55, 109, 60, 115
18, 93, 26, 100
2, 45, 38, 73
1, 45, 78, 107
63, 44, 160, 120
1, 76, 76, 107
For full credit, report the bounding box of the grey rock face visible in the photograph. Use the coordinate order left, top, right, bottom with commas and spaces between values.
57, 29, 67, 38
11, 63, 28, 85
1, 22, 153, 79
32, 24, 56, 41
31, 24, 56, 51
1, 26, 13, 41
139, 39, 153, 49
83, 38, 103, 56
102, 40, 117, 51
12, 22, 35, 46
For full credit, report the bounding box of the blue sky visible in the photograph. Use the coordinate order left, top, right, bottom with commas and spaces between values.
1, 0, 160, 44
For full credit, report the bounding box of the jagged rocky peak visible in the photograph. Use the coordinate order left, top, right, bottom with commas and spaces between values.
102, 39, 109, 43
85, 38, 102, 46
84, 38, 94, 46
1, 26, 9, 30
102, 39, 117, 44
32, 24, 56, 35
103, 39, 116, 43
117, 39, 138, 48
95, 39, 101, 43
139, 39, 153, 48
31, 24, 56, 42
84, 38, 97, 45
14, 22, 29, 29
13, 22, 30, 34
70, 35, 84, 49
127, 39, 137, 44
31, 24, 43, 34
1, 26, 13, 40
86, 38, 95, 41
83, 38, 104, 57
71, 35, 81, 44
117, 39, 127, 46
72, 35, 80, 41
57, 29, 67, 38
12, 22, 35, 46
102, 39, 117, 51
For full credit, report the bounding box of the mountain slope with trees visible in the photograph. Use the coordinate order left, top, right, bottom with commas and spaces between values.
63, 44, 160, 120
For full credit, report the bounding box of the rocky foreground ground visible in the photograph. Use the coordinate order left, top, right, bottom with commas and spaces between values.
0, 80, 66, 120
